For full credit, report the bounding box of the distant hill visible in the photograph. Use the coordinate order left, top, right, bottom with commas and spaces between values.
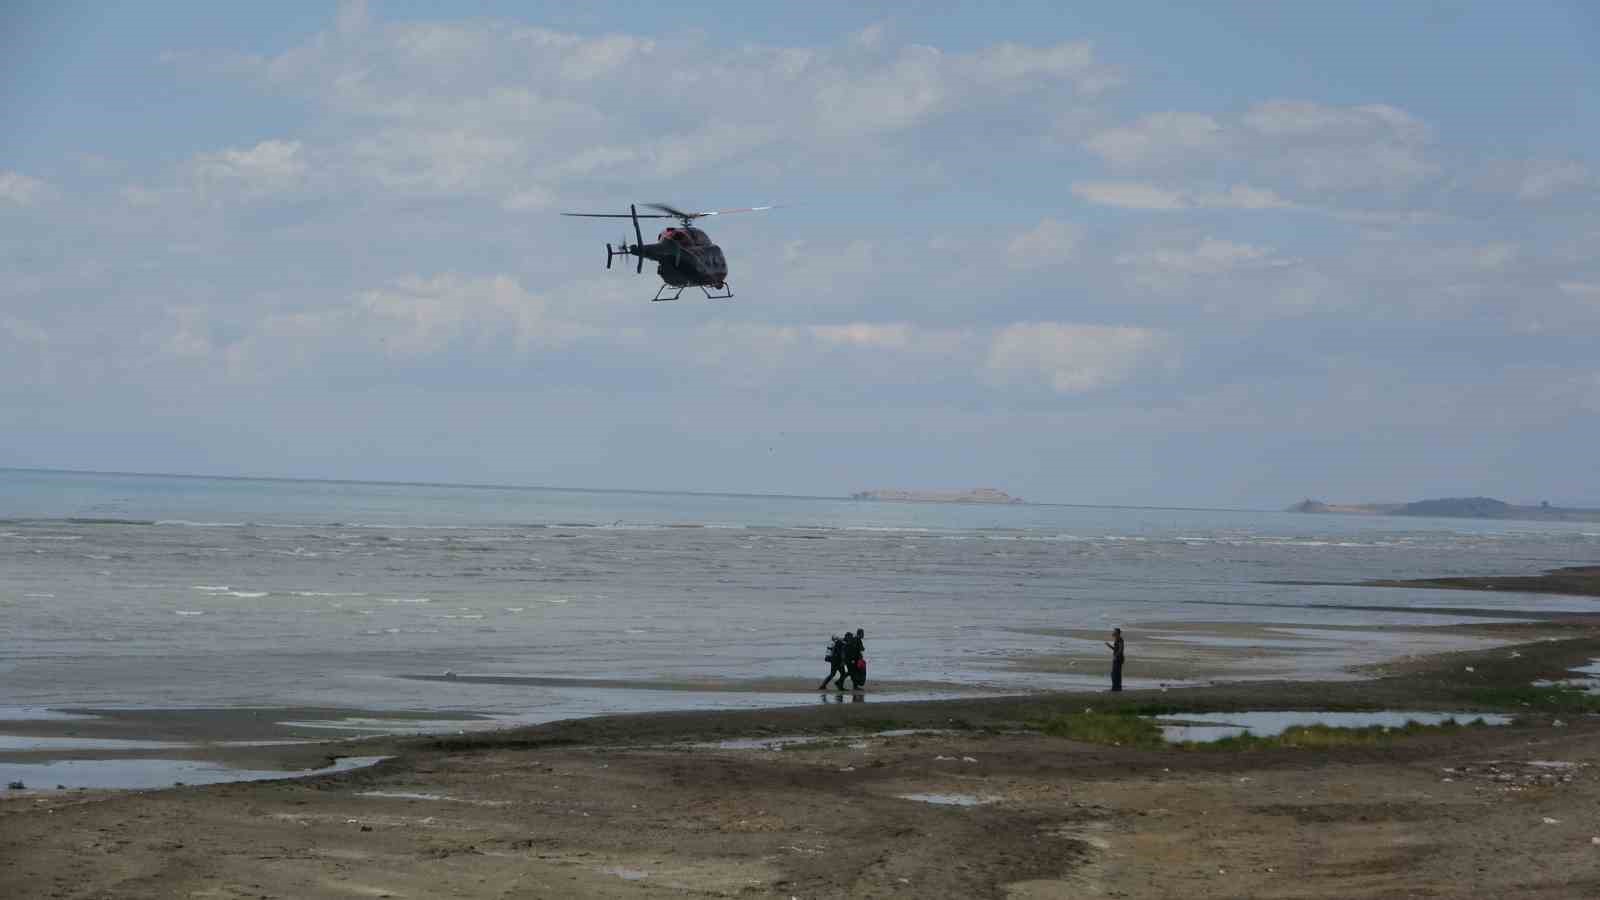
1288, 496, 1600, 523
851, 488, 1023, 504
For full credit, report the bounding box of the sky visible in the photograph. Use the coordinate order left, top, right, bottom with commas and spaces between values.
2, 1, 1598, 508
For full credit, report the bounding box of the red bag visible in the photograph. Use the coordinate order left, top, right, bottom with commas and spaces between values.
855, 658, 865, 670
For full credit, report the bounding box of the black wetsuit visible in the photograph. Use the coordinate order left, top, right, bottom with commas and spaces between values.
820, 637, 849, 690
1110, 635, 1125, 692
839, 633, 861, 690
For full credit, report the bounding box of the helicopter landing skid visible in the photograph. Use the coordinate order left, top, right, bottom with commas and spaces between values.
651, 283, 734, 302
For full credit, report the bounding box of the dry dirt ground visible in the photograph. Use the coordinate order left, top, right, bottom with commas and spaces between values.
5, 624, 1600, 898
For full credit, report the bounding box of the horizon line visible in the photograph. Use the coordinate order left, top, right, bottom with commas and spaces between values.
1, 465, 1272, 515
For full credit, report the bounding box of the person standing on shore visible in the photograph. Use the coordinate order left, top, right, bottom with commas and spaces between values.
850, 628, 867, 690
1106, 628, 1125, 692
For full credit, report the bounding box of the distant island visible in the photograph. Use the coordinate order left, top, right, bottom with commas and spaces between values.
1288, 496, 1600, 523
851, 488, 1024, 504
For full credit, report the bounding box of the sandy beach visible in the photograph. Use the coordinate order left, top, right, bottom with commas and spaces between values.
3, 568, 1600, 898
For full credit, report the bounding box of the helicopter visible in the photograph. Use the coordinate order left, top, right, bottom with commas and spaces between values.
562, 202, 775, 301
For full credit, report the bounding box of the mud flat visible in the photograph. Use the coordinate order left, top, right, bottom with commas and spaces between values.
5, 613, 1600, 898
1271, 564, 1600, 599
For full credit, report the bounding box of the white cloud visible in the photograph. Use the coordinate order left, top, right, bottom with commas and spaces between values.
502, 185, 553, 212
191, 140, 308, 196
1006, 219, 1084, 269
1072, 181, 1295, 211
984, 323, 1169, 394
1082, 100, 1439, 195
1242, 101, 1428, 142
1116, 239, 1292, 276
192, 22, 1118, 201
0, 171, 48, 206
1072, 181, 1188, 210
1084, 111, 1225, 168
1516, 161, 1597, 200
356, 273, 562, 354
809, 322, 913, 350
1241, 101, 1436, 191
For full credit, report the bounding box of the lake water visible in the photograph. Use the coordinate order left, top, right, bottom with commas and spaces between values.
4, 468, 1598, 725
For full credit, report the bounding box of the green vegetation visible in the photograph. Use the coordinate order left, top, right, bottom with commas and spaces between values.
1178, 717, 1489, 751
1031, 710, 1165, 749
1031, 709, 1504, 752
1458, 684, 1600, 714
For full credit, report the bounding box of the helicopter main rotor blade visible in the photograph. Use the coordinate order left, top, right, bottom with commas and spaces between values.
562, 212, 674, 219
641, 202, 696, 221
697, 205, 780, 217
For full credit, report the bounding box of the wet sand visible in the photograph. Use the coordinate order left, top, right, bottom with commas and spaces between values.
5, 571, 1600, 898
3, 630, 1599, 897
1271, 564, 1600, 599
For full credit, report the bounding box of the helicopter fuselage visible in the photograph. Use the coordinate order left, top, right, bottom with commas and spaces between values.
636, 226, 728, 288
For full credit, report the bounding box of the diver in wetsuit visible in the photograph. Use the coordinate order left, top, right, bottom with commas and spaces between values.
819, 634, 849, 690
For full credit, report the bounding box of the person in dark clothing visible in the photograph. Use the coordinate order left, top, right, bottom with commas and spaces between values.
819, 634, 850, 691
850, 627, 867, 689
836, 630, 860, 691
1106, 627, 1125, 692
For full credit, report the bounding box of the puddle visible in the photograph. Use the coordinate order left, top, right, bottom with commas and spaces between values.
600, 867, 649, 881
897, 793, 1000, 806
687, 728, 956, 752
692, 735, 826, 751
0, 736, 190, 751
1534, 658, 1600, 693
1153, 711, 1511, 743
357, 790, 511, 806
0, 755, 388, 791
0, 707, 99, 723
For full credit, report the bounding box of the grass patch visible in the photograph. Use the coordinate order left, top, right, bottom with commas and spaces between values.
1032, 711, 1165, 749
1181, 717, 1492, 751
1459, 684, 1600, 714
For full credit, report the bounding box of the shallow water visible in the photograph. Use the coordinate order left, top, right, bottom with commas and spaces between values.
1154, 710, 1513, 743
0, 754, 388, 791
4, 468, 1597, 729
898, 793, 1000, 806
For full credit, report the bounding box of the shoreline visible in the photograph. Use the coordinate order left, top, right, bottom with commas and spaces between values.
1268, 564, 1600, 599
5, 628, 1599, 897
6, 570, 1600, 897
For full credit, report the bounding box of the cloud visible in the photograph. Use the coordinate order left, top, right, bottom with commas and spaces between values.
1072, 181, 1188, 210
1006, 219, 1084, 268
1084, 111, 1226, 168
984, 323, 1170, 394
180, 20, 1119, 203
1241, 101, 1436, 191
1072, 181, 1295, 211
191, 140, 308, 197
1080, 100, 1439, 196
0, 171, 48, 206
354, 273, 564, 354
1241, 101, 1429, 142
1116, 238, 1293, 276
1514, 161, 1597, 200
